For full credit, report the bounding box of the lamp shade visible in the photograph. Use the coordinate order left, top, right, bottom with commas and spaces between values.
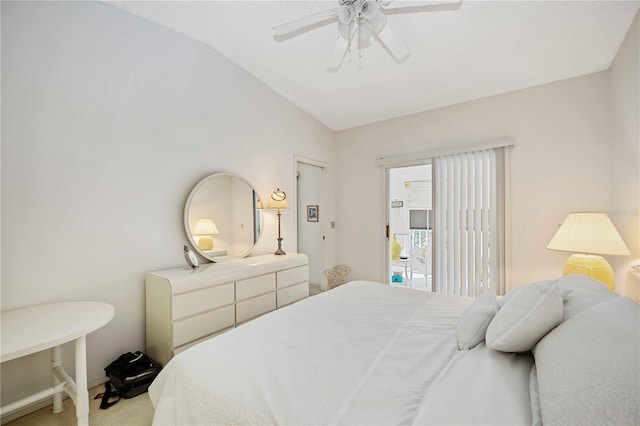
193, 218, 219, 236
267, 188, 289, 210
547, 212, 630, 256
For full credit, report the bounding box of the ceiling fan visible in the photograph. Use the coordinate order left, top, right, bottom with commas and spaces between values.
273, 0, 463, 72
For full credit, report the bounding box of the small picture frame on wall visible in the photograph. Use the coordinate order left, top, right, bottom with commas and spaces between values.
307, 205, 319, 222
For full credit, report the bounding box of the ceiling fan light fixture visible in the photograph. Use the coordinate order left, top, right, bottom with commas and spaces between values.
359, 24, 375, 42
338, 22, 355, 40
359, 37, 373, 50
360, 0, 380, 20
273, 0, 464, 72
337, 5, 354, 24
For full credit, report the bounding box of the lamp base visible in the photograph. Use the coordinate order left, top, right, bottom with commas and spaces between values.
198, 236, 213, 251
563, 254, 615, 291
274, 237, 285, 256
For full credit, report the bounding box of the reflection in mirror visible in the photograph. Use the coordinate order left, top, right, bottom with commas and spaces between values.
184, 173, 263, 262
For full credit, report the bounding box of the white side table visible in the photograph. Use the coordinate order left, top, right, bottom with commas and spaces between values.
1, 302, 114, 425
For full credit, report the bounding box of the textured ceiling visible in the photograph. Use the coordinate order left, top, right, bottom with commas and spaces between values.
109, 1, 639, 130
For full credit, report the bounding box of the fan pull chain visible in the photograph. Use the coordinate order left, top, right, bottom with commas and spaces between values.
347, 20, 353, 64
358, 18, 363, 70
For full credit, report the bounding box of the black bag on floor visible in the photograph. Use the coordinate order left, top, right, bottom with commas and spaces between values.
104, 351, 162, 400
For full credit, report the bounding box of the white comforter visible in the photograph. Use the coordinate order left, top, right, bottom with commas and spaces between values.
149, 281, 533, 425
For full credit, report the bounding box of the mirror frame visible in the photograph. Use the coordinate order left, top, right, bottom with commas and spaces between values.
184, 172, 263, 262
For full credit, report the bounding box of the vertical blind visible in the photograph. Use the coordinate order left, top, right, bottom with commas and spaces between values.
434, 148, 505, 296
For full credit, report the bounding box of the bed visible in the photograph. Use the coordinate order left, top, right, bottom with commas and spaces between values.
148, 276, 640, 425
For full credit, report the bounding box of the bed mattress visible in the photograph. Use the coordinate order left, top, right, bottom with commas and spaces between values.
149, 280, 533, 425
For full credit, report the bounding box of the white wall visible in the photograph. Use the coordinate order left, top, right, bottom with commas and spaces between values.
335, 71, 616, 289
608, 11, 640, 293
1, 1, 334, 411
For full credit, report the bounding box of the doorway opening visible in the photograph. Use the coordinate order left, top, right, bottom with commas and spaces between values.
387, 163, 433, 291
295, 159, 326, 295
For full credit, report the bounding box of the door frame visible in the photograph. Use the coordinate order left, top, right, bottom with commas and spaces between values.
377, 138, 514, 291
383, 160, 434, 287
294, 156, 328, 290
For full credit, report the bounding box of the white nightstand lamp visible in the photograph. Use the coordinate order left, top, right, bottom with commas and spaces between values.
547, 212, 630, 291
193, 218, 219, 251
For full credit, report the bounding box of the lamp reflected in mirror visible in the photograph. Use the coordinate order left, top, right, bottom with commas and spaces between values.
184, 173, 262, 262
193, 218, 219, 251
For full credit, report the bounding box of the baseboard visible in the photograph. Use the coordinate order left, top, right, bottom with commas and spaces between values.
0, 377, 109, 425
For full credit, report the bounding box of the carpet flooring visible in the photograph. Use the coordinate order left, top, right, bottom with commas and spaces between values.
5, 384, 154, 426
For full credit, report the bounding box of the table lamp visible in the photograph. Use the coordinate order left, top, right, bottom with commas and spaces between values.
547, 212, 630, 291
267, 188, 289, 255
193, 218, 219, 251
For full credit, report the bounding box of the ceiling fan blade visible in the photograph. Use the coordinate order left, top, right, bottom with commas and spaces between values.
327, 35, 350, 73
273, 9, 338, 40
374, 25, 410, 63
381, 0, 462, 14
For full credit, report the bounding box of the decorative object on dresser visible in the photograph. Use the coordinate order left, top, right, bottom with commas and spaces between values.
145, 253, 309, 366
192, 218, 219, 250
547, 212, 630, 290
183, 245, 198, 270
267, 188, 289, 255
184, 173, 263, 262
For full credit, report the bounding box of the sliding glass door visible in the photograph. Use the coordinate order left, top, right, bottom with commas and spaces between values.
387, 163, 433, 291
433, 147, 506, 296
385, 145, 508, 296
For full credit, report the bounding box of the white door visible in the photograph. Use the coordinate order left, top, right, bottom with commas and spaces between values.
296, 161, 324, 291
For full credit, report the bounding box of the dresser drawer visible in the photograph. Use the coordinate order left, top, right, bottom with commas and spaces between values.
174, 327, 231, 356
146, 253, 309, 365
173, 305, 235, 347
236, 292, 276, 323
277, 265, 309, 289
277, 281, 309, 308
236, 273, 276, 301
173, 283, 234, 320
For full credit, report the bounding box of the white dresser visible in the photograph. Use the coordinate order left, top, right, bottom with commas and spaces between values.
145, 253, 309, 365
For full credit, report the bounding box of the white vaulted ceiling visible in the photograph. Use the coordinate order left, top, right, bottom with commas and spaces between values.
109, 1, 639, 131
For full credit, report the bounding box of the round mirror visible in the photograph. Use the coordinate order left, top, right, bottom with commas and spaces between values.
184, 173, 263, 262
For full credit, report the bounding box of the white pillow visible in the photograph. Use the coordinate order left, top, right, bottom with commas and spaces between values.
499, 279, 575, 307
498, 280, 552, 308
486, 282, 563, 352
456, 292, 498, 350
555, 274, 616, 320
533, 296, 639, 425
